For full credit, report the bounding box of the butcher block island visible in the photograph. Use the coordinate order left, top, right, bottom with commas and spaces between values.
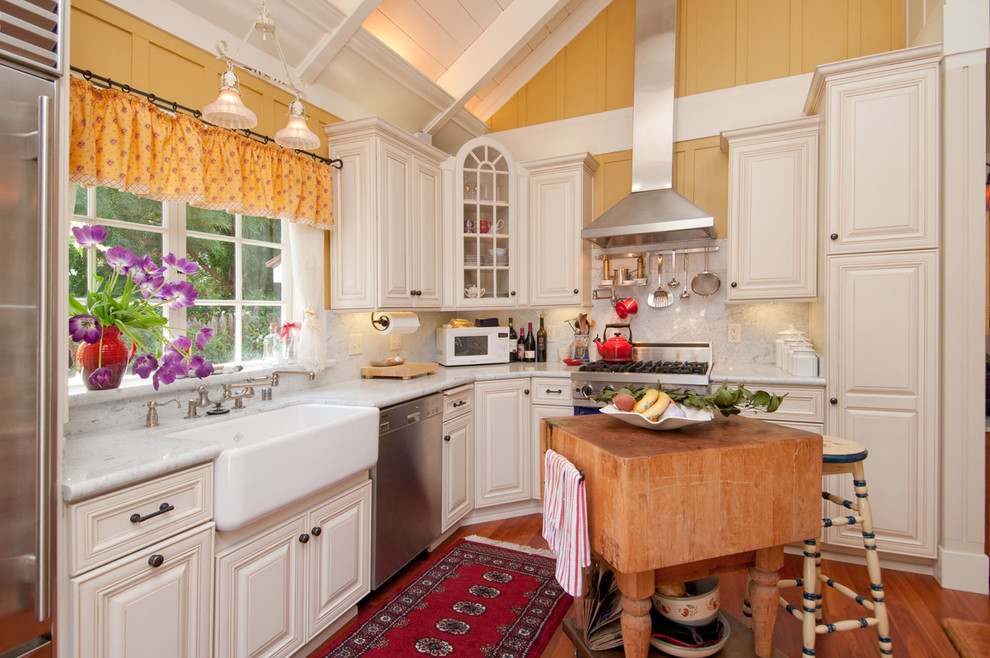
541, 413, 822, 658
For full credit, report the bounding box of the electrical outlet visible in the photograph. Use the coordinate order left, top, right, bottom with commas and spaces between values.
727, 324, 741, 343
547, 326, 555, 341
349, 333, 363, 355
389, 334, 402, 350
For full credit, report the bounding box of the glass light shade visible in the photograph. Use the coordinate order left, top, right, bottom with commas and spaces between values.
202, 71, 258, 130
274, 100, 320, 150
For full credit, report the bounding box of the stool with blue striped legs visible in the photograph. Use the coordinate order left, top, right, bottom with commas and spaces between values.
771, 436, 892, 656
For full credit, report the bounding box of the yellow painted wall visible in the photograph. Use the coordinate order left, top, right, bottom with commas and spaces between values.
70, 0, 341, 158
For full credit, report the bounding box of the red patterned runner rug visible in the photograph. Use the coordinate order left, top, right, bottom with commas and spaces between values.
315, 536, 571, 657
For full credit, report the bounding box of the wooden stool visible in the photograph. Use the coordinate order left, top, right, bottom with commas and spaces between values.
744, 436, 893, 656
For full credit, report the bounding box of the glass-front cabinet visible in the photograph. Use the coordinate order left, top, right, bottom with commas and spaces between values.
455, 137, 522, 307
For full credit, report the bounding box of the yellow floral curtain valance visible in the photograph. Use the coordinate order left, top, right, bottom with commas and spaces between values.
68, 77, 333, 229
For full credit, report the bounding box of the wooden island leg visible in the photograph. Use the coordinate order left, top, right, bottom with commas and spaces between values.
615, 570, 654, 658
749, 546, 784, 658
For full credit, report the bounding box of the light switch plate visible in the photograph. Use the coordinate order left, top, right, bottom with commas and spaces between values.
349, 333, 363, 355
389, 335, 402, 350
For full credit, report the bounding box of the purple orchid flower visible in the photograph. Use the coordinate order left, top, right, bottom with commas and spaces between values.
195, 327, 213, 351
132, 354, 158, 379
189, 354, 214, 378
137, 275, 165, 299
172, 335, 192, 351
163, 253, 199, 275
105, 245, 138, 274
166, 281, 199, 309
155, 282, 174, 301
72, 225, 108, 247
69, 314, 103, 343
87, 367, 115, 389
129, 255, 167, 282
152, 353, 190, 390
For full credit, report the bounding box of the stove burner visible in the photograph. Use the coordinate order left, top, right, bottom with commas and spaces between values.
578, 360, 709, 375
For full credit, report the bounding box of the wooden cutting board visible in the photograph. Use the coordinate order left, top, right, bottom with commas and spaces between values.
360, 362, 438, 380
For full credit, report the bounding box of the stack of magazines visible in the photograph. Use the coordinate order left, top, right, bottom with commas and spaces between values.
581, 559, 624, 651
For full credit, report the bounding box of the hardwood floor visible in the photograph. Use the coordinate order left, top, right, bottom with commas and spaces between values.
312, 514, 990, 657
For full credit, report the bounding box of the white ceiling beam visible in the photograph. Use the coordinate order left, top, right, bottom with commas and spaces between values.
295, 0, 382, 82
472, 0, 613, 122
422, 0, 573, 134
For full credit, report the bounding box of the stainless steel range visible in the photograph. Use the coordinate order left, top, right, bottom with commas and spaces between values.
571, 342, 713, 409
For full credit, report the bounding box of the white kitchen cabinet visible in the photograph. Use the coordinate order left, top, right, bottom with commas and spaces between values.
805, 45, 940, 255
720, 118, 819, 301
451, 137, 525, 308
72, 523, 214, 658
214, 479, 372, 658
524, 154, 598, 307
442, 411, 474, 531
530, 377, 574, 497
327, 117, 447, 310
474, 378, 531, 507
823, 251, 938, 558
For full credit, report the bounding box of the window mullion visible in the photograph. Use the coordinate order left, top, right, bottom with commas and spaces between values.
168, 201, 187, 337
234, 214, 244, 363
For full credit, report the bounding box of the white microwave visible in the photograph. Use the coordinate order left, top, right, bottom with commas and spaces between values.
436, 326, 512, 366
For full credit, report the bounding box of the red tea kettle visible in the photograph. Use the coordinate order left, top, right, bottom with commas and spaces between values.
594, 324, 633, 362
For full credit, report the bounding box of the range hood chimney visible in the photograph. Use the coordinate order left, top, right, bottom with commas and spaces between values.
581, 0, 714, 248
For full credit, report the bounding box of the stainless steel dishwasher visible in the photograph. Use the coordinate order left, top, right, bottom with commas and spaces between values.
372, 392, 443, 589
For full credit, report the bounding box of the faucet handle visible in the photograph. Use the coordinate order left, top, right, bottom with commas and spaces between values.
146, 398, 180, 428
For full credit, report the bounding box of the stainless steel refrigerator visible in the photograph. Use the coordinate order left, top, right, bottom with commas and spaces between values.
0, 53, 60, 658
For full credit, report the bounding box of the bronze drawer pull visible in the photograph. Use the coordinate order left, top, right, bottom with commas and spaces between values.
130, 502, 174, 523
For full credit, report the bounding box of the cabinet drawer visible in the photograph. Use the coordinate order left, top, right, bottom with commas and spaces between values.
531, 378, 572, 406
69, 463, 214, 576
720, 384, 825, 424
442, 385, 474, 420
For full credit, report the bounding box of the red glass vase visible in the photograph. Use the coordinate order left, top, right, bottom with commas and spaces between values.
76, 326, 135, 390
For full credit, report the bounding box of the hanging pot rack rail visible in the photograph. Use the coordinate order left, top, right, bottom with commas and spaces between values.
593, 245, 719, 261
70, 67, 342, 169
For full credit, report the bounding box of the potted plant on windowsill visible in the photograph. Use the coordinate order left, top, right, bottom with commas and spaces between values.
69, 225, 214, 391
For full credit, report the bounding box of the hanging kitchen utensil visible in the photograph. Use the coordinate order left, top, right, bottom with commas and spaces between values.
679, 252, 691, 300
668, 250, 679, 288
691, 248, 721, 297
648, 254, 673, 308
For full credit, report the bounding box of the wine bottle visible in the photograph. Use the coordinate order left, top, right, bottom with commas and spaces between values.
536, 313, 547, 362
525, 322, 536, 362
517, 326, 527, 362
508, 317, 517, 362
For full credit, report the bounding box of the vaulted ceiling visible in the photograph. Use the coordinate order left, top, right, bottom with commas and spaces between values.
111, 0, 615, 153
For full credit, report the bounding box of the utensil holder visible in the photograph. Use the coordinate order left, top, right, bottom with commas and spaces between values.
573, 334, 591, 361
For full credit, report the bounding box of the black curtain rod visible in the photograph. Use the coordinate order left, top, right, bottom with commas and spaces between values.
70, 66, 343, 170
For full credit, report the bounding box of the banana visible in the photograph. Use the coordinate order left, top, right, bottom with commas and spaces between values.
633, 389, 659, 413
641, 391, 672, 419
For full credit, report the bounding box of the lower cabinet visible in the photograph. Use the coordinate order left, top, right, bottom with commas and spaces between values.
530, 377, 575, 497
214, 480, 372, 658
71, 523, 215, 658
442, 410, 474, 531
474, 378, 531, 508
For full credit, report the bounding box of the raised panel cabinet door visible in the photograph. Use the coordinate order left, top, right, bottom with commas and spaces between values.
328, 137, 377, 310
821, 57, 939, 254
441, 413, 474, 531
474, 379, 531, 507
72, 523, 214, 658
215, 515, 307, 658
378, 140, 415, 307
530, 405, 573, 499
307, 480, 372, 637
722, 118, 819, 301
412, 157, 443, 307
825, 251, 938, 558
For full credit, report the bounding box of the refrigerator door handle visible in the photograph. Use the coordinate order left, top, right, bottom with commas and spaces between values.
35, 93, 51, 623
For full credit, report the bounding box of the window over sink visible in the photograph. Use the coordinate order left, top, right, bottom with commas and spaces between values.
70, 184, 288, 375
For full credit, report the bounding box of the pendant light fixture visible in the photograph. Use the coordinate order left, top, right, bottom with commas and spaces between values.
203, 0, 320, 151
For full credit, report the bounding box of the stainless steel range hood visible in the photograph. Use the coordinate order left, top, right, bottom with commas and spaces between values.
581, 0, 714, 249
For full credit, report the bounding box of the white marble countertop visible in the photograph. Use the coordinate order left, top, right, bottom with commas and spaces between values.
711, 362, 826, 387
62, 362, 576, 502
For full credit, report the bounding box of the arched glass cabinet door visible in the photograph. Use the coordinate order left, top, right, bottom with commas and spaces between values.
457, 137, 516, 305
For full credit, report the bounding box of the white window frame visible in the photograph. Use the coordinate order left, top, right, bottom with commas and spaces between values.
71, 185, 290, 367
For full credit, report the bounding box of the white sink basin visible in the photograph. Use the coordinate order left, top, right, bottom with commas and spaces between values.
167, 403, 379, 531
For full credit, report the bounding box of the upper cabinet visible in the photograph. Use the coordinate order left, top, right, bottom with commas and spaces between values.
525, 154, 598, 308
327, 117, 447, 310
805, 44, 941, 255
721, 117, 820, 302
451, 137, 525, 308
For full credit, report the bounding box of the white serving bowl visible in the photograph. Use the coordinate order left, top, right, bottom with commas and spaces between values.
649, 612, 729, 657
651, 577, 720, 627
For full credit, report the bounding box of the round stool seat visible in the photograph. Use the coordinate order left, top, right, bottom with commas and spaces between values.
822, 435, 868, 464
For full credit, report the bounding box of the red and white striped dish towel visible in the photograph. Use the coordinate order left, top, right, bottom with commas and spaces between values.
542, 448, 590, 596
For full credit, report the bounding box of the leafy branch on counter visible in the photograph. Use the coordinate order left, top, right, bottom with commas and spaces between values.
591, 383, 785, 417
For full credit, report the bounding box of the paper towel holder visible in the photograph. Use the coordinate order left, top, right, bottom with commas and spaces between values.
370, 312, 391, 332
